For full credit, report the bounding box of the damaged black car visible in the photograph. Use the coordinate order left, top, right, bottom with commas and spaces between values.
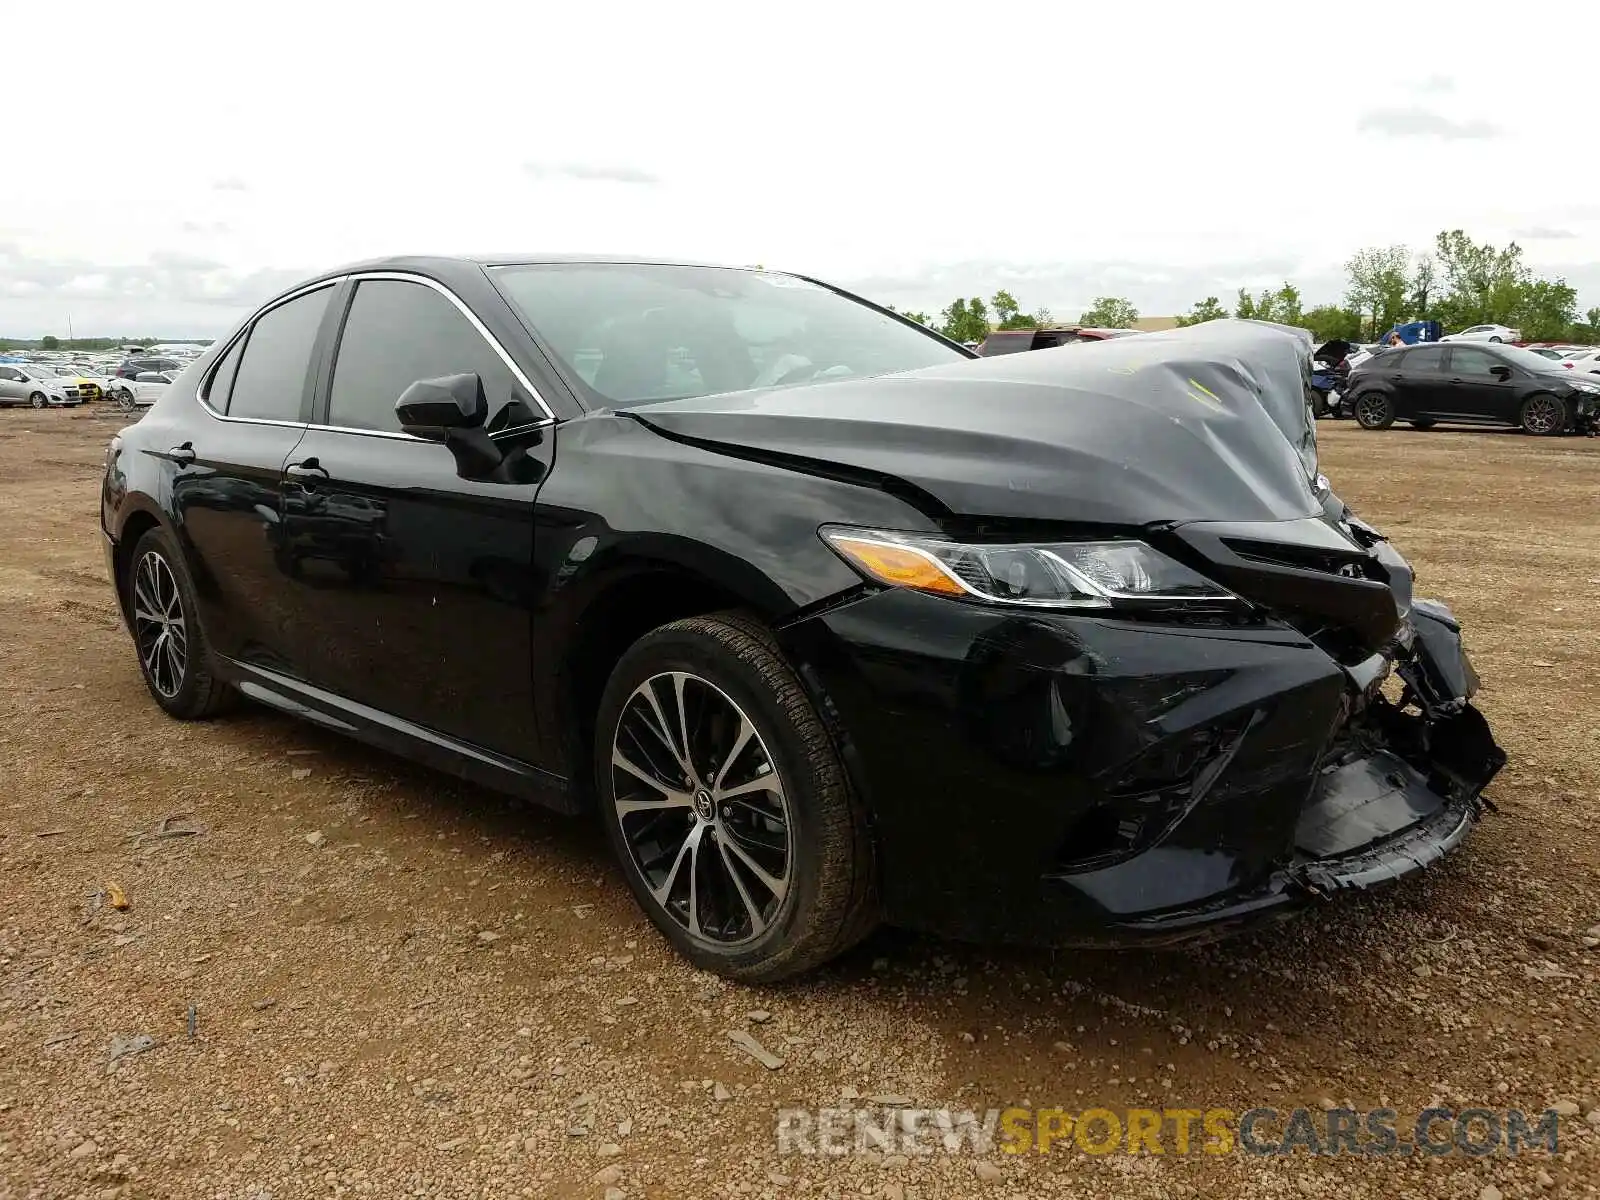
100, 257, 1505, 981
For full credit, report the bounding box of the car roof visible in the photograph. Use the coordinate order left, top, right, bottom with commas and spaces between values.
311, 253, 742, 281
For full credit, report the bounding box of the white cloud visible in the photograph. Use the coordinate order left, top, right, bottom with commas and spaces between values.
3, 0, 1598, 336
1356, 106, 1500, 140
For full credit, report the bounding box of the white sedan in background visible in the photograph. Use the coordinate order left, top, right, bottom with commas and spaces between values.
1440, 323, 1521, 343
119, 371, 174, 411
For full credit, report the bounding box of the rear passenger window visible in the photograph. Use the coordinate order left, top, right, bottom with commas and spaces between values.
1405, 346, 1444, 371
226, 287, 332, 421
205, 337, 245, 410
326, 279, 516, 433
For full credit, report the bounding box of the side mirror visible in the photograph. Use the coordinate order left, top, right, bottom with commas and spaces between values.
396, 373, 487, 438
1490, 365, 1512, 380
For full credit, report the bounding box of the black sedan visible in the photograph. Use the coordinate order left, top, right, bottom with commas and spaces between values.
99, 258, 1504, 980
1341, 341, 1600, 435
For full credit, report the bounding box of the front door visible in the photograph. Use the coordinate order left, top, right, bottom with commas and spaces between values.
1443, 346, 1518, 422
281, 276, 554, 758
0, 366, 28, 404
170, 284, 335, 674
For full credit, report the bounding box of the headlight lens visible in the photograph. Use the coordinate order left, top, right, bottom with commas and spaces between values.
821, 527, 1238, 609
1568, 380, 1600, 395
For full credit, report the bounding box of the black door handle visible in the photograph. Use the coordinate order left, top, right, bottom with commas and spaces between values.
286, 458, 329, 479
168, 442, 195, 465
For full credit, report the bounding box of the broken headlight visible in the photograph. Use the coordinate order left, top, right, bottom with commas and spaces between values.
821, 527, 1239, 610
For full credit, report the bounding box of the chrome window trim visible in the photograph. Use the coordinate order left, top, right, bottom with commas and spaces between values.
196, 271, 556, 432
196, 277, 344, 428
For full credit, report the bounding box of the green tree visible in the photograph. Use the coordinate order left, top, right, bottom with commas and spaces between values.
899, 310, 932, 326
40, 335, 59, 350
1432, 229, 1525, 328
938, 297, 991, 343
1512, 278, 1578, 342
1302, 305, 1363, 341
1345, 245, 1411, 338
1408, 253, 1437, 321
991, 289, 1039, 331
1079, 296, 1139, 327
1232, 283, 1303, 326
1175, 296, 1229, 326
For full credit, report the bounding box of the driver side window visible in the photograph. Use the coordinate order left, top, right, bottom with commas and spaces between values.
327, 279, 518, 433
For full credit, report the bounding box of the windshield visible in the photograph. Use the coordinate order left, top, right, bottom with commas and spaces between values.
492, 263, 967, 408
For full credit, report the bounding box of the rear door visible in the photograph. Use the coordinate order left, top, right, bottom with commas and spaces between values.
1443, 346, 1517, 422
279, 274, 555, 757
171, 284, 336, 674
1390, 345, 1445, 415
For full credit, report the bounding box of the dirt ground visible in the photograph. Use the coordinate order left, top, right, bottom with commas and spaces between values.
1, 409, 1597, 1200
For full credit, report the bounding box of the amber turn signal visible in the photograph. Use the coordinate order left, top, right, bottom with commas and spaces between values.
824, 535, 968, 598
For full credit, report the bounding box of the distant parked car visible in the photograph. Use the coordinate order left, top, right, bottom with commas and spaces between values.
1440, 323, 1521, 344
114, 356, 184, 380
119, 371, 174, 410
0, 363, 83, 407
1341, 341, 1599, 435
1558, 347, 1600, 376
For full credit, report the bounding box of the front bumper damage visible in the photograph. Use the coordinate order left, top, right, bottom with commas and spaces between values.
790, 537, 1505, 948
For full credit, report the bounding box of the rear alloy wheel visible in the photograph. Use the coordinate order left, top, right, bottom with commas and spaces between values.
1488, 336, 1503, 343
29, 392, 47, 409
596, 613, 876, 981
1354, 391, 1395, 430
1519, 394, 1567, 436
125, 527, 234, 718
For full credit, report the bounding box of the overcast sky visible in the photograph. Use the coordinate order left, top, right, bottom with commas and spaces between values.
6, 2, 1599, 337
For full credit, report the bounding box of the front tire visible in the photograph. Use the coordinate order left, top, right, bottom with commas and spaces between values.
1353, 390, 1395, 430
29, 392, 46, 409
1519, 394, 1567, 436
594, 612, 877, 982
124, 527, 234, 719
115, 388, 135, 411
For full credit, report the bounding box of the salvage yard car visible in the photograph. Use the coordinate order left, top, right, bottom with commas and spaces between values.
0, 363, 82, 407
99, 256, 1506, 980
1342, 341, 1600, 435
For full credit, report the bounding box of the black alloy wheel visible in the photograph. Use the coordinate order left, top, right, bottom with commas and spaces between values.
1354, 391, 1395, 430
612, 670, 794, 944
1519, 394, 1567, 436
595, 613, 876, 982
125, 527, 234, 718
132, 549, 187, 700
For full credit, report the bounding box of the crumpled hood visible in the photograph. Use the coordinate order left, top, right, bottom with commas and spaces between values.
630, 319, 1323, 526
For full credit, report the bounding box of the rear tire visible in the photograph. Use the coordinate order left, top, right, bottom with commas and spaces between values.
1353, 391, 1395, 430
594, 611, 877, 982
1519, 393, 1567, 436
124, 527, 235, 719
